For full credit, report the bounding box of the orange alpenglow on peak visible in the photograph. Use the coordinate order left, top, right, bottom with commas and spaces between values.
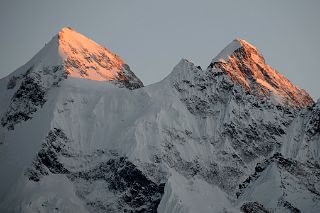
57, 27, 126, 81
210, 38, 314, 107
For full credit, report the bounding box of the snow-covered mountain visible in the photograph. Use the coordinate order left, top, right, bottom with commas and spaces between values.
0, 28, 319, 213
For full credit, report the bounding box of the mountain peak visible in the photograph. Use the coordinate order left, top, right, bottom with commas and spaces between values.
59, 26, 75, 32
9, 27, 143, 89
210, 39, 313, 107
57, 27, 127, 81
212, 38, 262, 63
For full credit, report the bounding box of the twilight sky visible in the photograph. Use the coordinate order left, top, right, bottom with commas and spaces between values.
0, 0, 319, 99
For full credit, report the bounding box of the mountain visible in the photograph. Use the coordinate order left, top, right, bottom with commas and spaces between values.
210, 38, 313, 107
0, 27, 143, 130
0, 28, 319, 213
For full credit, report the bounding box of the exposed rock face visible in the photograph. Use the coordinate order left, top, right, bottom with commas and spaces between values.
27, 128, 164, 212
26, 128, 71, 182
240, 202, 270, 213
1, 65, 65, 130
70, 158, 165, 213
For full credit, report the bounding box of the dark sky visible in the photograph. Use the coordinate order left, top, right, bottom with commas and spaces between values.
0, 0, 319, 99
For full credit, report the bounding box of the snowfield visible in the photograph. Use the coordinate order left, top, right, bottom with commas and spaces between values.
0, 28, 319, 213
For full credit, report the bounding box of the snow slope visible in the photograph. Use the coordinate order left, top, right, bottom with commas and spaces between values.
0, 29, 319, 213
281, 100, 320, 162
